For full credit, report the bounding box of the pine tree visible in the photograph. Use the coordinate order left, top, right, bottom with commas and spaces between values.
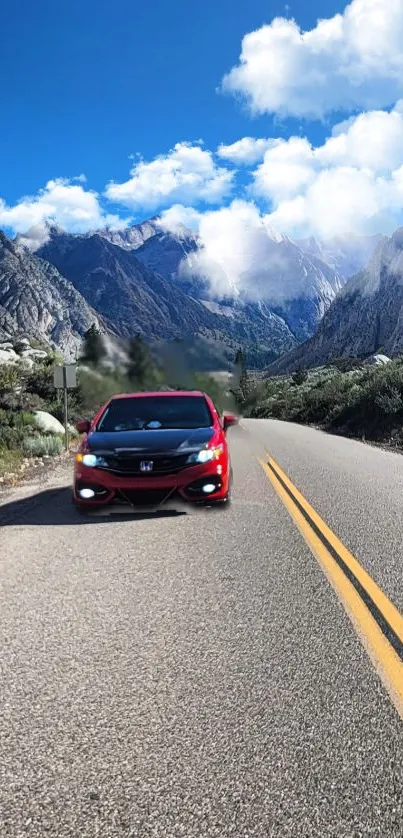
231, 348, 250, 407
127, 334, 156, 388
80, 324, 106, 366
292, 367, 308, 386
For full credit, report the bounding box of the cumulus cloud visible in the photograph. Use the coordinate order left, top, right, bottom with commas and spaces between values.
252, 104, 403, 237
179, 200, 294, 301
157, 204, 202, 234
217, 137, 276, 165
221, 0, 403, 118
252, 137, 315, 204
0, 178, 127, 249
105, 142, 234, 210
171, 105, 403, 300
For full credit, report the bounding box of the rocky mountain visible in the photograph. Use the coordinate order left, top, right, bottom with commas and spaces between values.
267, 230, 403, 373
37, 230, 298, 365
2, 218, 384, 372
0, 232, 100, 359
98, 219, 160, 251
102, 220, 348, 341
101, 220, 207, 296
37, 230, 215, 339
298, 234, 382, 280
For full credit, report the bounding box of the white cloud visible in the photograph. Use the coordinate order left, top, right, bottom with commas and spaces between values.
252, 137, 315, 203
251, 104, 403, 237
179, 200, 294, 301
105, 142, 234, 210
217, 137, 276, 165
317, 104, 403, 171
0, 178, 127, 249
171, 102, 403, 300
156, 204, 202, 234
221, 0, 403, 118
267, 168, 392, 239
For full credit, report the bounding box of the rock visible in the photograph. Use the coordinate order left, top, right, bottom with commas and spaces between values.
19, 356, 34, 369
0, 232, 100, 361
34, 411, 65, 435
0, 342, 14, 351
363, 354, 391, 366
20, 349, 48, 360
0, 348, 19, 364
13, 338, 31, 352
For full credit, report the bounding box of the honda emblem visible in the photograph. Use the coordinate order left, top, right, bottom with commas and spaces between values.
140, 460, 154, 472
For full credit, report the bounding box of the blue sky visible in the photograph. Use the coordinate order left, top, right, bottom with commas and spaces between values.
1, 0, 403, 253
1, 0, 340, 201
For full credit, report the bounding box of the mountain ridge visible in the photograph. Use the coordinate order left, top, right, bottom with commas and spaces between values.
266, 231, 403, 374
0, 232, 101, 359
36, 229, 299, 366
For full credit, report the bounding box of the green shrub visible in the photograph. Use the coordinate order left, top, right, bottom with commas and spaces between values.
25, 363, 55, 401
76, 368, 131, 416
22, 435, 64, 458
0, 410, 38, 450
245, 355, 403, 444
0, 448, 23, 477
292, 368, 308, 386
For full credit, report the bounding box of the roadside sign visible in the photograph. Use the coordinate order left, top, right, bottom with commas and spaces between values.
53, 364, 77, 389
53, 364, 77, 451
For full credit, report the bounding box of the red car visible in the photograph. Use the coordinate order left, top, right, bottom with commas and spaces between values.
73, 390, 238, 513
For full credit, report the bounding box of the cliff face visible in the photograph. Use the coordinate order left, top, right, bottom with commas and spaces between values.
266, 232, 403, 373
0, 232, 100, 359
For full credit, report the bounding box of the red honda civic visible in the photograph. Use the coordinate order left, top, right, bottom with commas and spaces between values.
73, 390, 238, 513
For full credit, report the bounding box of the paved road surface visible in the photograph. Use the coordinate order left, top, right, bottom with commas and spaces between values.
1, 420, 403, 837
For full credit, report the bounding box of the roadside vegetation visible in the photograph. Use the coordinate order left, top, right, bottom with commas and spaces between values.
236, 356, 403, 446
0, 327, 235, 478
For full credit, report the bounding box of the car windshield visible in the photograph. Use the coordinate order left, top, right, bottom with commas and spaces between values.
96, 395, 213, 432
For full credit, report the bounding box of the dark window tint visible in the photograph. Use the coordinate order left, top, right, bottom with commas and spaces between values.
97, 396, 213, 432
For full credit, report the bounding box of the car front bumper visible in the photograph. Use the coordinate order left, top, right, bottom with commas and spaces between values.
73, 460, 229, 507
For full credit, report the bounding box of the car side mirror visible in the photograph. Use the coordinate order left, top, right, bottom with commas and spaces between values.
76, 419, 91, 434
223, 413, 238, 431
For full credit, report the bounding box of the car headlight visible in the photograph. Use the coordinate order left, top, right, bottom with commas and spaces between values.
76, 453, 108, 468
187, 445, 224, 464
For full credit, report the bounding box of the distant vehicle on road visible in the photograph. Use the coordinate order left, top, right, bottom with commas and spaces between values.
73, 390, 238, 513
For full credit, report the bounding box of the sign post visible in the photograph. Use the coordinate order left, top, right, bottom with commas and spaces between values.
53, 364, 77, 451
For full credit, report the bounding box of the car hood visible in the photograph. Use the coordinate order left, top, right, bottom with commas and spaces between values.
86, 427, 215, 454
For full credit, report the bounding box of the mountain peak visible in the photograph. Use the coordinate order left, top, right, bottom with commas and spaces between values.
269, 228, 403, 373
391, 227, 403, 249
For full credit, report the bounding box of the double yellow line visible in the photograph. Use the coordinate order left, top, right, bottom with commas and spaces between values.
260, 455, 403, 718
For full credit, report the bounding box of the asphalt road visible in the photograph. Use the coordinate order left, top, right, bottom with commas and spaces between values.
1, 420, 403, 837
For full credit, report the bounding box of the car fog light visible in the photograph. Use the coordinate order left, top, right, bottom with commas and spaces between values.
202, 483, 216, 494
79, 488, 95, 499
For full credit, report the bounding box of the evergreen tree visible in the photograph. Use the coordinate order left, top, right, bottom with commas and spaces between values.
127, 334, 157, 388
292, 367, 308, 386
81, 324, 106, 366
230, 347, 250, 407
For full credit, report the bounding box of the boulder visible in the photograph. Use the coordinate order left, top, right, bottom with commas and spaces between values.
13, 338, 31, 352
19, 356, 35, 370
363, 354, 391, 366
34, 411, 65, 435
0, 348, 19, 364
20, 349, 48, 360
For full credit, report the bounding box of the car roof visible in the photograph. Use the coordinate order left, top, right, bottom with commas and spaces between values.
108, 390, 208, 399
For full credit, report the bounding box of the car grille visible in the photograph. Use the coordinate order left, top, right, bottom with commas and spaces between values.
116, 489, 175, 507
99, 453, 192, 476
